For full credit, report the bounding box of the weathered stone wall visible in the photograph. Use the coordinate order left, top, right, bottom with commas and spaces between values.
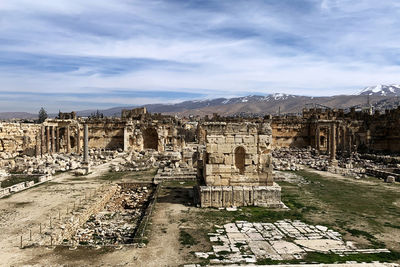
197, 121, 283, 208
124, 121, 183, 152
200, 122, 273, 186
0, 123, 41, 156
86, 120, 125, 150
198, 185, 282, 208
270, 107, 400, 154
271, 118, 310, 149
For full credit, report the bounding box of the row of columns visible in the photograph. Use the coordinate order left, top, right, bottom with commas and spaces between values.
315, 121, 359, 166
314, 122, 339, 166
35, 125, 89, 158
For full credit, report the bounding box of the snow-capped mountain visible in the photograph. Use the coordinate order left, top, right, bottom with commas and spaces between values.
219, 94, 299, 105
358, 84, 400, 96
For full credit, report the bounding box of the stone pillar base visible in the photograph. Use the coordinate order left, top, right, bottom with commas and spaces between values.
196, 183, 285, 208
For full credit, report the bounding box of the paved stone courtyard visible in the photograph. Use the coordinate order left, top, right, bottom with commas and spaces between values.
195, 220, 390, 264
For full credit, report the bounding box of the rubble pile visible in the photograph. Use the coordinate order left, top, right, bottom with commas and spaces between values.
272, 148, 327, 171
272, 148, 400, 181
154, 161, 197, 183
73, 185, 153, 246
109, 150, 186, 174
88, 149, 121, 165
273, 171, 309, 185
0, 149, 126, 176
109, 151, 158, 172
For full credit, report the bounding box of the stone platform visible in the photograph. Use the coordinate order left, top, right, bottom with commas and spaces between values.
196, 183, 284, 208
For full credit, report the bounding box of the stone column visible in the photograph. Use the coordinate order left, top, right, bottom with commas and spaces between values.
51, 126, 55, 154
55, 127, 60, 152
83, 124, 89, 163
348, 130, 353, 155
66, 126, 71, 154
35, 133, 40, 157
41, 126, 45, 157
76, 126, 81, 154
46, 126, 50, 154
341, 126, 346, 154
123, 127, 129, 152
315, 125, 320, 151
330, 123, 337, 166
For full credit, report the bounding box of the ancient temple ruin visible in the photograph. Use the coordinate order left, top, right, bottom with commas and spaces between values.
195, 121, 284, 208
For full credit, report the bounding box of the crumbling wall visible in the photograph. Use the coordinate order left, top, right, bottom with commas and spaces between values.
86, 120, 125, 150
271, 118, 310, 149
0, 123, 41, 155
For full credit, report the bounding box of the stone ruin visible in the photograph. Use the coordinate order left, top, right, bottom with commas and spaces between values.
195, 121, 284, 208
1, 105, 400, 201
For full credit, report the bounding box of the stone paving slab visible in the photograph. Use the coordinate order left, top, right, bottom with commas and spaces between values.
195, 219, 391, 264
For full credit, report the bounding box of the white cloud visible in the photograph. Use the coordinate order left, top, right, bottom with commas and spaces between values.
0, 0, 400, 112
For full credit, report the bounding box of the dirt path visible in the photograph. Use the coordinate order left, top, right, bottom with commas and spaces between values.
303, 167, 400, 191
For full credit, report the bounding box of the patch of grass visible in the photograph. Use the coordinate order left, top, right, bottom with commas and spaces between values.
345, 228, 386, 249
346, 228, 375, 239
179, 230, 198, 246
256, 251, 400, 265
290, 170, 400, 249
1, 175, 38, 188
384, 222, 400, 229
100, 171, 130, 181
200, 204, 306, 226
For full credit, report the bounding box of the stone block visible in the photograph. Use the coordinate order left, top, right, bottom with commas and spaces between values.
205, 164, 213, 176
211, 186, 223, 207
206, 144, 217, 153
234, 135, 243, 143
243, 135, 255, 144
217, 144, 232, 154
210, 154, 224, 164
225, 155, 233, 165
225, 136, 235, 143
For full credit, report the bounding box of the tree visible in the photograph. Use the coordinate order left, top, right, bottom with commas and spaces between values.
38, 107, 48, 123
89, 109, 104, 119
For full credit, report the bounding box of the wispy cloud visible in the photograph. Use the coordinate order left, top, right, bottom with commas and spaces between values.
0, 0, 400, 112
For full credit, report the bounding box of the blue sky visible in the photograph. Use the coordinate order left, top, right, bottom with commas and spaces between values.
0, 0, 400, 112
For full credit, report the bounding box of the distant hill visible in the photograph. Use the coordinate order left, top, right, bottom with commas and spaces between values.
1, 84, 400, 120
0, 112, 37, 120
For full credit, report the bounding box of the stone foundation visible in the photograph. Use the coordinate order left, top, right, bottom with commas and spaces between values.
197, 183, 284, 208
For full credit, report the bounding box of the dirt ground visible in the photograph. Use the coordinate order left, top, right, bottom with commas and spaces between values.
1, 164, 400, 266
0, 162, 200, 267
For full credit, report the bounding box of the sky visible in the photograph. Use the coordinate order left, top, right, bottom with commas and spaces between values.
0, 0, 400, 112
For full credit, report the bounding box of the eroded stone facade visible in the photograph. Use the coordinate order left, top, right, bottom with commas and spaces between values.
196, 121, 284, 208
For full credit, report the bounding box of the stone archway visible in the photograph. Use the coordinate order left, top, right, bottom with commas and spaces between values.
234, 146, 246, 175
143, 127, 158, 150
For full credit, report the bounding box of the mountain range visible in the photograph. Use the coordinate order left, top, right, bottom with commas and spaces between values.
359, 84, 400, 96
1, 84, 399, 120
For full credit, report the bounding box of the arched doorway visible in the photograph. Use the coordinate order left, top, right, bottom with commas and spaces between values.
234, 146, 245, 174
143, 127, 158, 150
